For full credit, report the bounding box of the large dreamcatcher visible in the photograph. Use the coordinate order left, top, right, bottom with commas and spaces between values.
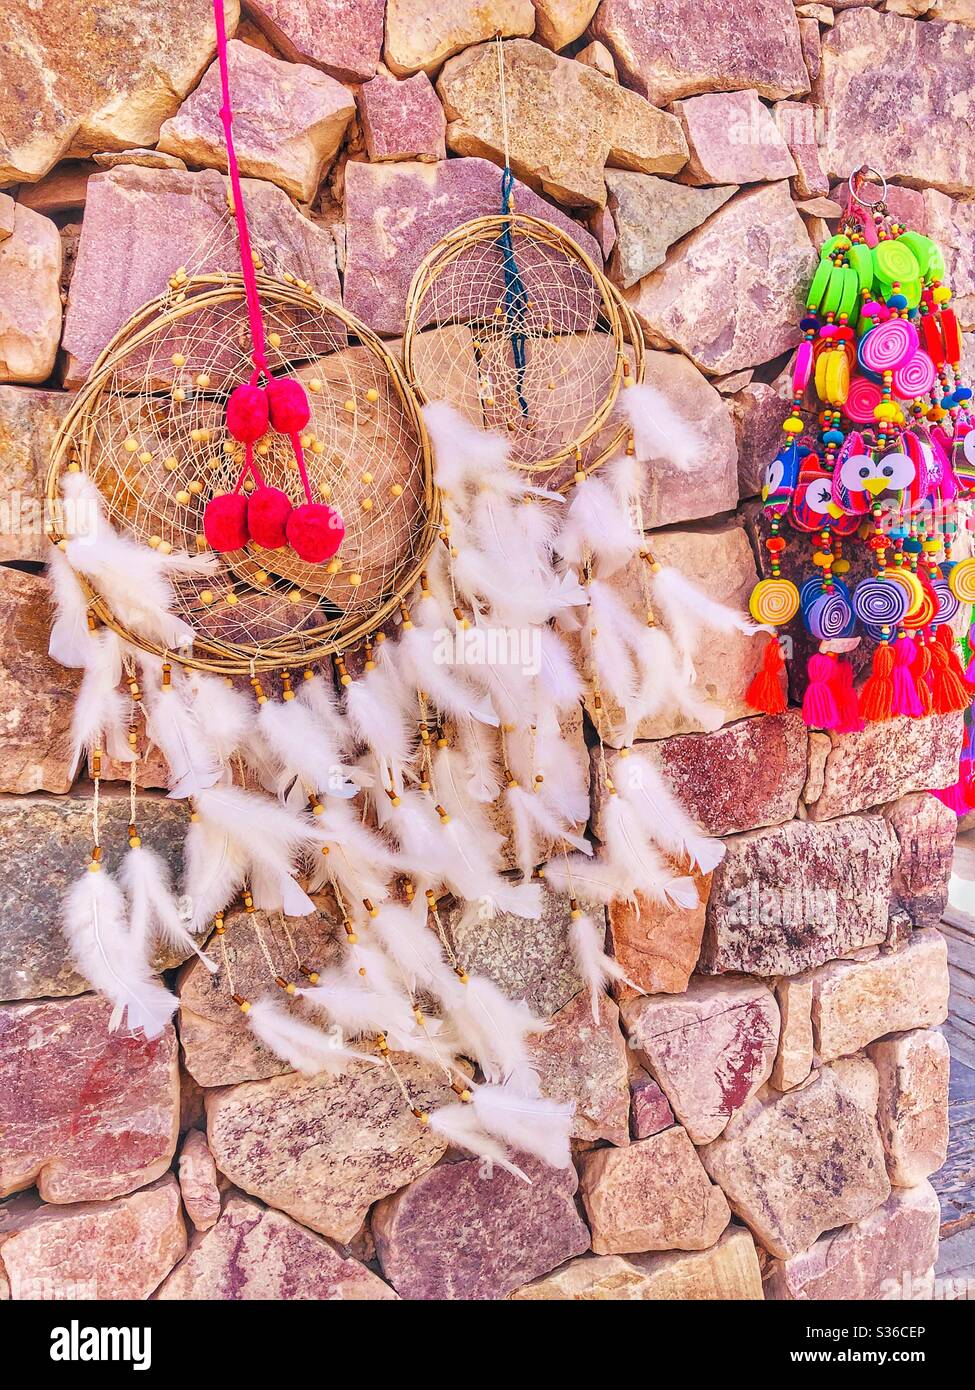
48, 16, 769, 1176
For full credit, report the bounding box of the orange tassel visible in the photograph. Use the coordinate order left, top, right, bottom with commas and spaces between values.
930, 639, 971, 713
746, 635, 787, 714
858, 643, 895, 721
911, 641, 933, 717
934, 625, 975, 693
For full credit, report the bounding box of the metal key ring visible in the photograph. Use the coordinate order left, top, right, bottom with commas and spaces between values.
848, 164, 888, 208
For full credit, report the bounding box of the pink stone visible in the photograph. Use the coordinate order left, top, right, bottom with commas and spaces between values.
674, 91, 797, 187
868, 1029, 950, 1187
701, 814, 898, 977
764, 1181, 941, 1300
623, 978, 779, 1144
343, 157, 602, 336
359, 70, 446, 162
812, 930, 950, 1062
157, 1193, 397, 1299
579, 1127, 730, 1255
592, 0, 810, 105
630, 1072, 674, 1139
0, 386, 73, 563
922, 189, 975, 329
246, 0, 385, 81
636, 712, 809, 837
372, 1155, 590, 1299
733, 370, 794, 498
0, 1175, 185, 1300
0, 994, 179, 1204
62, 165, 342, 389
773, 100, 830, 197
529, 990, 630, 1147
885, 792, 959, 930
158, 40, 355, 202
178, 1129, 221, 1233
804, 714, 964, 822
701, 1063, 891, 1259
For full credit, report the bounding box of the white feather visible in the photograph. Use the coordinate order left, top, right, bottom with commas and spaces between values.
186, 672, 254, 765
70, 628, 132, 770
569, 910, 633, 1024
344, 666, 414, 792
247, 996, 378, 1076
193, 784, 318, 920
542, 852, 630, 907
651, 564, 767, 682
506, 782, 591, 878
63, 866, 176, 1039
538, 628, 584, 711
558, 475, 641, 577
470, 1082, 574, 1169
620, 381, 704, 471
306, 800, 400, 902
397, 619, 499, 727
300, 966, 416, 1041
423, 400, 511, 496
611, 750, 725, 874
119, 844, 216, 972
182, 814, 248, 932
258, 696, 358, 799
427, 1102, 532, 1183
370, 900, 457, 996
457, 717, 502, 803
47, 545, 93, 668
143, 675, 221, 800
297, 671, 355, 756
446, 974, 547, 1086
601, 793, 700, 909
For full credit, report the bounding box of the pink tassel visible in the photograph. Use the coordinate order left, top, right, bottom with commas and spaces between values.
890, 636, 924, 717
829, 657, 863, 733
802, 653, 840, 729
933, 779, 972, 815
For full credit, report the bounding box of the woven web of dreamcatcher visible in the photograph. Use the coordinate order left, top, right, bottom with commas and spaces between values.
404, 212, 644, 485
49, 213, 436, 673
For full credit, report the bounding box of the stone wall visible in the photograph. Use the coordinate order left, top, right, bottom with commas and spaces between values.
0, 0, 967, 1300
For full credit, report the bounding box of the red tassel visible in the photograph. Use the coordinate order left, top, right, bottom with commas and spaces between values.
890, 635, 924, 717
859, 643, 895, 721
934, 624, 975, 693
746, 635, 787, 715
911, 641, 933, 717
802, 653, 840, 729
829, 657, 863, 733
930, 639, 971, 713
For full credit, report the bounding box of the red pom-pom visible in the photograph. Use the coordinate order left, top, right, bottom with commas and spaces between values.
286, 502, 345, 563
225, 384, 269, 444
203, 492, 249, 552
267, 376, 311, 434
248, 486, 292, 549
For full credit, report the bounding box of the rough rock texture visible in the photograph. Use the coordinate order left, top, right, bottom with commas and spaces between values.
811, 930, 950, 1062
0, 203, 62, 383
868, 1030, 950, 1187
0, 994, 179, 1203
206, 1055, 449, 1242
592, 0, 810, 106
359, 69, 446, 162
510, 1226, 764, 1300
177, 1129, 221, 1233
626, 182, 813, 374
623, 978, 779, 1144
773, 99, 830, 196
533, 0, 600, 49
0, 387, 73, 561
606, 873, 710, 999
440, 883, 582, 1016
701, 814, 898, 976
530, 990, 630, 1145
583, 521, 765, 741
0, 568, 79, 795
732, 370, 793, 498
885, 792, 959, 930
638, 713, 808, 837
630, 1071, 675, 1138
0, 1, 239, 184
62, 165, 341, 387
157, 1193, 397, 1300
579, 1128, 731, 1254
804, 712, 964, 821
438, 39, 689, 208
158, 41, 355, 202
820, 10, 975, 196
701, 1064, 890, 1259
636, 351, 739, 526
576, 40, 618, 80
343, 156, 601, 335
385, 0, 536, 75
764, 1181, 941, 1300
674, 91, 797, 187
604, 173, 735, 288
0, 792, 190, 1002
0, 1175, 185, 1301
372, 1155, 590, 1300
246, 0, 385, 81
178, 908, 344, 1086
922, 188, 975, 328
771, 974, 814, 1091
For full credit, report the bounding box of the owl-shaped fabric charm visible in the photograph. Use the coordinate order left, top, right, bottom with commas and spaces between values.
791, 459, 860, 534
761, 441, 802, 518
832, 443, 915, 517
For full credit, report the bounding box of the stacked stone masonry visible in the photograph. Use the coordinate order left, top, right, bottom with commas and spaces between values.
0, 0, 965, 1300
